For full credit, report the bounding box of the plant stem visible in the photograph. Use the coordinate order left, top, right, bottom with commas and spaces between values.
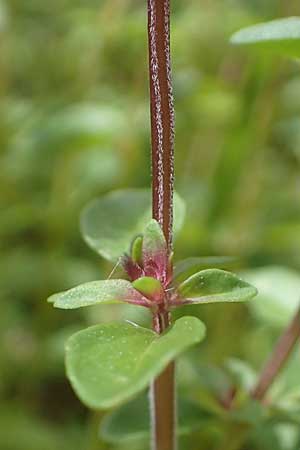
252, 306, 300, 401
150, 310, 176, 450
85, 411, 107, 450
151, 363, 175, 450
151, 308, 176, 450
147, 0, 175, 446
148, 0, 175, 251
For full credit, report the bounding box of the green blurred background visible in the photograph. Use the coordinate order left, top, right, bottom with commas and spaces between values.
1, 0, 300, 449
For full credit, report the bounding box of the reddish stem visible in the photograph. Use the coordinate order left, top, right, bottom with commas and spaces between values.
148, 0, 175, 252
147, 0, 176, 449
151, 359, 176, 450
221, 307, 300, 410
151, 309, 176, 450
252, 306, 300, 401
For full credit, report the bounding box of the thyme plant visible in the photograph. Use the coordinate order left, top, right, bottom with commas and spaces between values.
45, 3, 282, 450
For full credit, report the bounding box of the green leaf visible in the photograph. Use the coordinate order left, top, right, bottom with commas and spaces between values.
177, 269, 257, 304
228, 399, 266, 426
100, 393, 210, 443
230, 17, 300, 58
132, 277, 162, 299
142, 219, 166, 261
225, 358, 257, 392
34, 104, 126, 149
242, 266, 300, 327
174, 256, 237, 284
65, 316, 206, 409
48, 279, 149, 309
273, 388, 300, 425
80, 189, 185, 262
131, 235, 143, 264
0, 404, 82, 450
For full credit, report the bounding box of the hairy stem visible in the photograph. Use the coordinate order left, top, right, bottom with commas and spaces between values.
252, 306, 300, 401
148, 0, 175, 251
147, 0, 175, 446
151, 360, 176, 450
151, 312, 175, 450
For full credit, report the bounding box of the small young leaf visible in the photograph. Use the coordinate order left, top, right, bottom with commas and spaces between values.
100, 393, 210, 443
142, 219, 166, 259
230, 17, 300, 58
177, 269, 257, 304
131, 235, 143, 264
132, 277, 162, 299
80, 189, 185, 262
48, 279, 149, 309
142, 219, 167, 278
65, 316, 206, 409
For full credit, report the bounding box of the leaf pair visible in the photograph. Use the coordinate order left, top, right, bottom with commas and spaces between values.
49, 262, 256, 411
49, 268, 257, 310
48, 188, 257, 411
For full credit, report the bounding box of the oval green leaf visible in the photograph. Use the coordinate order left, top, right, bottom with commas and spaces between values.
230, 17, 300, 58
48, 279, 149, 309
242, 266, 300, 327
177, 269, 257, 304
80, 189, 186, 262
65, 316, 206, 409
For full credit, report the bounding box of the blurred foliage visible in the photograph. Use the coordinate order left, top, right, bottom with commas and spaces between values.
230, 17, 300, 58
1, 0, 300, 449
